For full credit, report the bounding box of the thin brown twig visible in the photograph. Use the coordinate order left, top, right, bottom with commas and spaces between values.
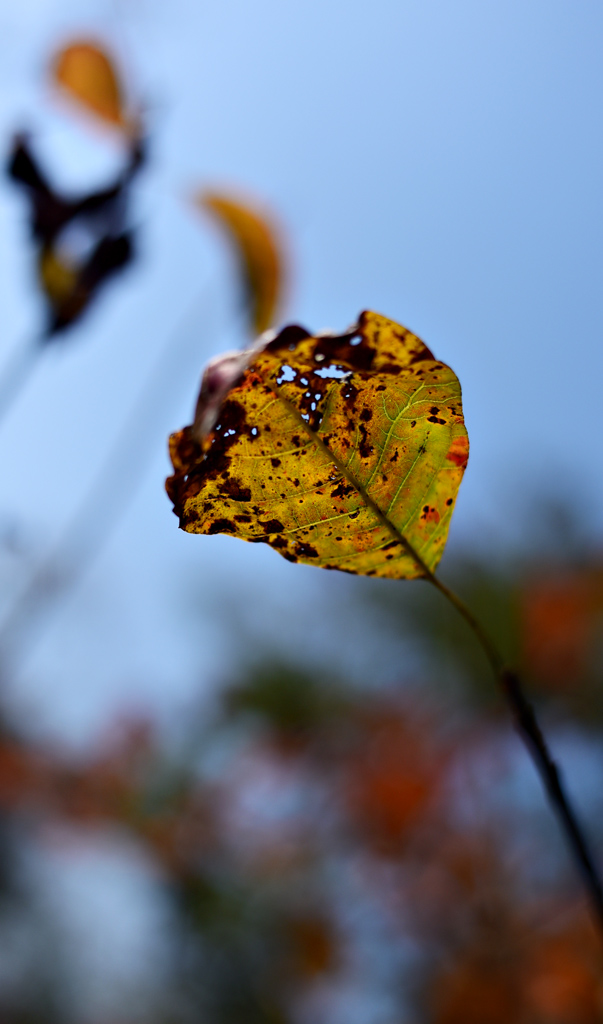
0, 283, 220, 672
0, 337, 43, 427
275, 386, 603, 942
501, 668, 603, 926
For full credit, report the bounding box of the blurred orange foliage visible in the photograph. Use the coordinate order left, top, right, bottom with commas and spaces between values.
343, 711, 445, 852
0, 590, 600, 1021
522, 568, 603, 689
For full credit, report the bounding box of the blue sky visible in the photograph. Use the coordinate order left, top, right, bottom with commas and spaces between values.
0, 0, 601, 742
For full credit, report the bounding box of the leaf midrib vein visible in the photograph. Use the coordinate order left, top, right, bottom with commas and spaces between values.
262, 377, 432, 577
363, 382, 427, 488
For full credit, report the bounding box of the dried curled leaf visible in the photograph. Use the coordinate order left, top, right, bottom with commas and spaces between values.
167, 311, 468, 580
200, 192, 283, 335
53, 41, 125, 128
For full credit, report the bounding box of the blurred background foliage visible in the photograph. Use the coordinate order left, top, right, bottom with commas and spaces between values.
0, 7, 602, 1024
0, 532, 602, 1023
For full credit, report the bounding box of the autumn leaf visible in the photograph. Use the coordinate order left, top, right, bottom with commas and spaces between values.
8, 133, 145, 334
200, 192, 283, 335
167, 311, 468, 580
52, 41, 127, 129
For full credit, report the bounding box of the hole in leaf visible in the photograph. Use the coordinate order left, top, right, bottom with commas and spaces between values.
277, 364, 297, 384
314, 363, 349, 379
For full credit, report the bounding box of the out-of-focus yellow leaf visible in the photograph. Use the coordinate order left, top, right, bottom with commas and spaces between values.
167, 311, 468, 579
53, 41, 125, 128
39, 249, 78, 306
200, 192, 283, 335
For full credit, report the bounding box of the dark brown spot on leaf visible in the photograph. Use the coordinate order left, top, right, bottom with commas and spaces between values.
295, 542, 319, 558
222, 479, 252, 501
261, 519, 285, 534
331, 482, 355, 499
409, 347, 434, 364
200, 445, 232, 480
266, 323, 312, 352
358, 423, 373, 459
342, 383, 359, 410
208, 518, 235, 534
420, 506, 440, 525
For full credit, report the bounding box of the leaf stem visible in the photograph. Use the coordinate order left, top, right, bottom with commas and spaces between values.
0, 283, 220, 673
0, 337, 43, 428
276, 388, 603, 941
425, 577, 603, 937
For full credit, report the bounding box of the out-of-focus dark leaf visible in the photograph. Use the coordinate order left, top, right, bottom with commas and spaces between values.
7, 133, 145, 334
225, 661, 348, 741
200, 192, 284, 335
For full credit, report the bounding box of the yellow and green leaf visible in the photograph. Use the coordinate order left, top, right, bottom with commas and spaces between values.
167, 311, 468, 580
